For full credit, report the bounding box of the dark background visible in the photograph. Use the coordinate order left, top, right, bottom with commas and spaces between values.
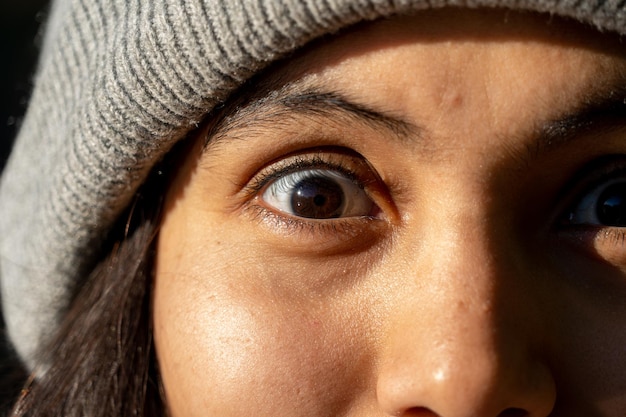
0, 0, 50, 409
1, 0, 50, 171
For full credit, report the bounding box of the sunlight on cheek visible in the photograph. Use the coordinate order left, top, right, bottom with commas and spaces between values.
155, 213, 374, 416
155, 275, 370, 417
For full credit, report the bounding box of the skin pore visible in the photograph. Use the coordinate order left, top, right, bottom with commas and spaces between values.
154, 9, 626, 417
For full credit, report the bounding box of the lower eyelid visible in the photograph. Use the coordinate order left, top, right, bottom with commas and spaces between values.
592, 228, 626, 266
558, 226, 626, 267
248, 198, 377, 233
241, 202, 388, 254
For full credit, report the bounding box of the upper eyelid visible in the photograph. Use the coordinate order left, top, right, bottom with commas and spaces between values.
565, 156, 626, 195
556, 155, 626, 224
531, 103, 626, 155
244, 155, 364, 197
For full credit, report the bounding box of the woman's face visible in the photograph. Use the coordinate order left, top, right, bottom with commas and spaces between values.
154, 9, 626, 417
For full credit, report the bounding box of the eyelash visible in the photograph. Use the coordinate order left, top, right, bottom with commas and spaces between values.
244, 155, 361, 196
558, 155, 626, 250
241, 151, 384, 236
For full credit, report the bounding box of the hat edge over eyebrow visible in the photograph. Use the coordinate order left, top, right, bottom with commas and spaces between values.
0, 0, 624, 369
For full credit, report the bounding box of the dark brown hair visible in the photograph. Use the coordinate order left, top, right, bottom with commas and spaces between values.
2, 75, 259, 416
2, 55, 307, 416
7, 171, 167, 417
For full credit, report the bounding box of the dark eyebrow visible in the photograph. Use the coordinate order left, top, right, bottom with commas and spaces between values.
528, 84, 626, 159
278, 90, 418, 138
205, 79, 626, 160
205, 87, 420, 150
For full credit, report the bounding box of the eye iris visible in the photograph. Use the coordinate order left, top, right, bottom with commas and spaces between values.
597, 182, 626, 226
290, 176, 344, 219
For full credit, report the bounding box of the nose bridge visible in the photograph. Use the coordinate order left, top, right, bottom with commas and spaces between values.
375, 214, 555, 417
403, 220, 512, 379
413, 207, 508, 338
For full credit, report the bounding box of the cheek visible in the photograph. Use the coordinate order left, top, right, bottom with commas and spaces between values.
547, 270, 626, 413
153, 235, 372, 417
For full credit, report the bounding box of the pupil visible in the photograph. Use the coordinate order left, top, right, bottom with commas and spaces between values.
597, 182, 626, 226
291, 176, 344, 219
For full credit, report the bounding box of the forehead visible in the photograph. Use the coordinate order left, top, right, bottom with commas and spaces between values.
296, 12, 623, 107
284, 8, 626, 80
209, 9, 626, 160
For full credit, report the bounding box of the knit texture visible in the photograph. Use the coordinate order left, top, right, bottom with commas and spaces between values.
1, 0, 625, 368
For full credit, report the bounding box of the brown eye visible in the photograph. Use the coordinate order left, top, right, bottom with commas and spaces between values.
596, 183, 626, 226
566, 178, 626, 227
261, 169, 375, 219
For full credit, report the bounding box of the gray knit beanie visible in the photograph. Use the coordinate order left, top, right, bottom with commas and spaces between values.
1, 0, 624, 369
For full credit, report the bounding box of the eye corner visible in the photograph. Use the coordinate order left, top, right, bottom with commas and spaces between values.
556, 155, 626, 229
